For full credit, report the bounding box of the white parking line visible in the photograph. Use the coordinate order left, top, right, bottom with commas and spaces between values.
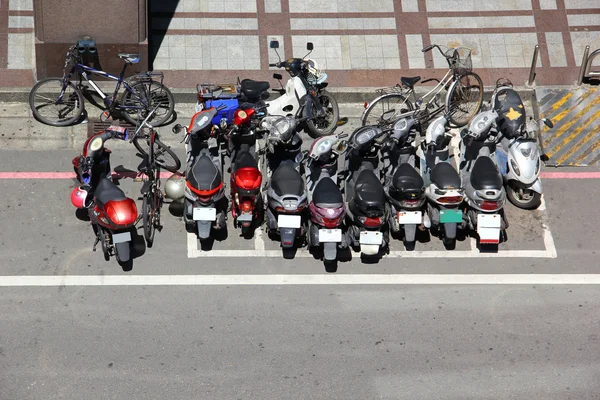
0, 274, 597, 287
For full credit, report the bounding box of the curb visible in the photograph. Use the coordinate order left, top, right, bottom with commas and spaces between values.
0, 84, 539, 104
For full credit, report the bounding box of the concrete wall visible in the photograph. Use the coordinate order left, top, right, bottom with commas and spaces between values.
33, 0, 148, 79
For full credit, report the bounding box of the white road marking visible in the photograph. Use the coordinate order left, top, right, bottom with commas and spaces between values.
538, 196, 558, 258
0, 274, 598, 287
186, 231, 197, 258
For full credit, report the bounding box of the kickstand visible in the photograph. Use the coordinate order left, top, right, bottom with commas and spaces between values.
92, 236, 100, 252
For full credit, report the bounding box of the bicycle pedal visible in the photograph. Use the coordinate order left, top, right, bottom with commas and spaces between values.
100, 110, 110, 122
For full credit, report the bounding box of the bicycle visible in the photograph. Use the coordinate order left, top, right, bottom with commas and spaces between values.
130, 105, 182, 247
29, 44, 175, 127
361, 44, 483, 129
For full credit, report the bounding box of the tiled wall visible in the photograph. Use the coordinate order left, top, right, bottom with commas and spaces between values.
147, 0, 600, 87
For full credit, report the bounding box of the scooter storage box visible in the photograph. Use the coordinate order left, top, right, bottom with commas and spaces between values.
204, 99, 239, 125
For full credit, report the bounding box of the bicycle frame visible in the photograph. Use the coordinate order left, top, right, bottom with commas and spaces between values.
59, 58, 148, 111
405, 69, 453, 120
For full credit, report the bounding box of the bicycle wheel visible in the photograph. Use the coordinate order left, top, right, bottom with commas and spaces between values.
133, 136, 181, 173
446, 72, 483, 128
29, 78, 84, 126
361, 93, 413, 127
142, 190, 158, 247
120, 80, 175, 127
304, 91, 340, 138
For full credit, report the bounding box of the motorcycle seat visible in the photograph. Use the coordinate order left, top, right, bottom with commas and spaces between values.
470, 157, 503, 190
271, 163, 304, 197
240, 79, 270, 102
94, 178, 127, 207
233, 150, 258, 171
187, 155, 221, 191
430, 162, 461, 189
312, 178, 343, 208
354, 169, 385, 208
392, 163, 424, 193
401, 76, 421, 89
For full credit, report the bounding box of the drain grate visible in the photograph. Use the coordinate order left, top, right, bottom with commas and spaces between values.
87, 119, 137, 138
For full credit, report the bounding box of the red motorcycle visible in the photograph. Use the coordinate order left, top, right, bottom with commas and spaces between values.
228, 106, 264, 235
71, 126, 138, 268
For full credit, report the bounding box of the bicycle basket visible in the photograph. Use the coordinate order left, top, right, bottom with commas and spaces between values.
445, 47, 472, 75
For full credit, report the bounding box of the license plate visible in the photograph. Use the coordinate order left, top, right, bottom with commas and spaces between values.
112, 232, 131, 244
237, 212, 253, 222
359, 231, 383, 245
477, 214, 501, 244
319, 229, 342, 243
193, 207, 217, 221
398, 211, 422, 224
278, 214, 301, 228
440, 209, 462, 223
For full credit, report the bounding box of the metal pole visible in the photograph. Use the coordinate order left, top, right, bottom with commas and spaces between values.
527, 45, 539, 86
577, 45, 590, 86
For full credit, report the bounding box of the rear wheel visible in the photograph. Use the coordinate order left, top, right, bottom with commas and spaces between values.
142, 192, 158, 247
133, 136, 181, 173
305, 91, 339, 138
361, 93, 413, 127
120, 80, 175, 126
447, 72, 483, 127
29, 78, 84, 126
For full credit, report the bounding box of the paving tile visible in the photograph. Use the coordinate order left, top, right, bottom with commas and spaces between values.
545, 32, 567, 68
401, 0, 419, 12
539, 0, 557, 8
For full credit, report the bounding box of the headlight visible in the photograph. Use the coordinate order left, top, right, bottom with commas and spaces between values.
510, 159, 520, 176
520, 147, 532, 157
393, 118, 407, 131
535, 158, 540, 175
90, 137, 103, 151
271, 117, 296, 140
315, 139, 332, 155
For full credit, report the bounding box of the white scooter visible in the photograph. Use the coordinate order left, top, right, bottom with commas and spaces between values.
490, 81, 553, 210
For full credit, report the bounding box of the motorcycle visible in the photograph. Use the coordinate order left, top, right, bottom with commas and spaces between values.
262, 115, 308, 249
172, 105, 228, 241
236, 40, 339, 139
344, 125, 390, 256
304, 133, 349, 261
227, 104, 266, 236
70, 126, 138, 267
381, 111, 427, 250
490, 79, 553, 210
458, 109, 508, 245
416, 112, 465, 247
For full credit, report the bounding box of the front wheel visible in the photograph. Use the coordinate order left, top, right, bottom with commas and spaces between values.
142, 192, 159, 247
506, 181, 542, 210
447, 72, 484, 128
132, 136, 181, 173
120, 80, 175, 126
305, 91, 339, 138
29, 78, 84, 126
361, 93, 413, 127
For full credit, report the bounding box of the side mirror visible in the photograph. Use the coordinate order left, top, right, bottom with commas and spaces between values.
306, 42, 314, 51
270, 40, 280, 49
540, 153, 550, 162
273, 73, 283, 80
172, 124, 184, 134
542, 118, 554, 128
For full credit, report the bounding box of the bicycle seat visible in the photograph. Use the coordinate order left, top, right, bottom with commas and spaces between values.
401, 76, 421, 89
117, 53, 140, 64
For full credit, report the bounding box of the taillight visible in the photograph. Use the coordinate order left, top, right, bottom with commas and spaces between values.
400, 199, 421, 208
363, 102, 368, 109
358, 216, 383, 227
480, 200, 499, 211
438, 196, 463, 204
240, 199, 254, 212
315, 213, 341, 228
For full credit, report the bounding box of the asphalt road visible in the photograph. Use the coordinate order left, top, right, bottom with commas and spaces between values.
1, 103, 600, 399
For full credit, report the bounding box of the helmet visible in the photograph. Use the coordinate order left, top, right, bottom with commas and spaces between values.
71, 185, 91, 209
269, 116, 296, 144
165, 173, 185, 201
493, 88, 525, 139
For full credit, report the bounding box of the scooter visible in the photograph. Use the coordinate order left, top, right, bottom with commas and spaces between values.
344, 125, 390, 256
262, 115, 308, 248
416, 112, 465, 247
70, 126, 137, 268
490, 80, 553, 210
304, 133, 349, 261
236, 40, 339, 139
228, 104, 265, 236
381, 111, 427, 250
458, 109, 508, 245
172, 105, 228, 241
